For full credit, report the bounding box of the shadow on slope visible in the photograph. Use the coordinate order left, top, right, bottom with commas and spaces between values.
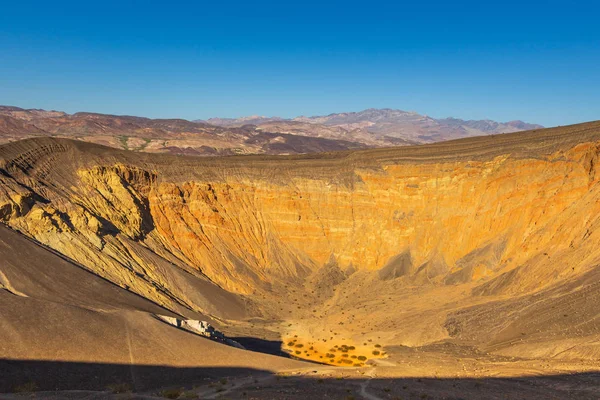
0, 359, 269, 393
1, 359, 599, 399
231, 337, 290, 358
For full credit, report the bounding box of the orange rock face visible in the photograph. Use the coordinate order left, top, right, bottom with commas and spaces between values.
1, 127, 600, 320
113, 142, 599, 297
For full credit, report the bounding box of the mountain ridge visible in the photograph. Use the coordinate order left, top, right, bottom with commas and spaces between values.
0, 105, 542, 157
201, 107, 543, 144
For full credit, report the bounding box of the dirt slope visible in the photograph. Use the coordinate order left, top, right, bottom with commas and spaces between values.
0, 224, 306, 392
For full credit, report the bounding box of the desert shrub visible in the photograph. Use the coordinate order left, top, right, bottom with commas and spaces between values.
287, 341, 295, 346
106, 383, 131, 394
13, 381, 38, 393
158, 388, 184, 399
372, 350, 381, 356
357, 355, 367, 361
374, 344, 382, 348
295, 343, 304, 348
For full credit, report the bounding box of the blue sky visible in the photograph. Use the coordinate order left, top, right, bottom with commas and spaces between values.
0, 0, 598, 126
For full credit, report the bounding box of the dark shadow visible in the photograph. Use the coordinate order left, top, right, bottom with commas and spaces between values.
231, 336, 290, 358
0, 359, 271, 393
2, 359, 600, 399
230, 337, 329, 366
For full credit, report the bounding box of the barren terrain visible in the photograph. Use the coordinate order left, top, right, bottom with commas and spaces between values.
1, 121, 600, 399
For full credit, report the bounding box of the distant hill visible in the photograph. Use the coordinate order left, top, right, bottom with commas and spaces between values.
0, 106, 368, 156
0, 105, 542, 156
202, 108, 543, 144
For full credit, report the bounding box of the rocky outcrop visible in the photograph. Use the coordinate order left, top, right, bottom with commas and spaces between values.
158, 315, 245, 349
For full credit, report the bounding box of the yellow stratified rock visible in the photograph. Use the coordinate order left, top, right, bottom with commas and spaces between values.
1, 126, 600, 322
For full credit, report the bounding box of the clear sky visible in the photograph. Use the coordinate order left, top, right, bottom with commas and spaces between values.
0, 0, 598, 126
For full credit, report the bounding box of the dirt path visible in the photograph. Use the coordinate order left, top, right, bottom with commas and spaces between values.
358, 367, 381, 400
357, 359, 397, 400
193, 374, 274, 399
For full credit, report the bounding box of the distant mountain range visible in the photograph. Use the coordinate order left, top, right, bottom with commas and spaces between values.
0, 105, 543, 156
201, 108, 543, 145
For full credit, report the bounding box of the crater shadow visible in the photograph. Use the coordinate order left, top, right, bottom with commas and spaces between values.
1, 359, 599, 399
